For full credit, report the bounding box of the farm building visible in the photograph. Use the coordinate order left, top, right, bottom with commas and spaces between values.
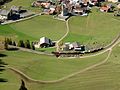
34, 37, 54, 48
40, 37, 53, 48
59, 0, 92, 17
0, 6, 34, 21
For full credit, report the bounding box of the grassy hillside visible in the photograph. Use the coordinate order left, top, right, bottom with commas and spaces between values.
0, 16, 66, 41
0, 69, 20, 90
26, 43, 120, 90
1, 50, 108, 81
64, 9, 120, 47
0, 8, 119, 45
2, 46, 120, 90
0, 49, 108, 90
0, 1, 120, 89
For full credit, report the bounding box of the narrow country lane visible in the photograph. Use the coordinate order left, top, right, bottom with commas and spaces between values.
56, 19, 70, 52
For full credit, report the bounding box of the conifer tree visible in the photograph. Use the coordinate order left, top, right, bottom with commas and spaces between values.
4, 38, 8, 50
12, 41, 16, 46
31, 42, 35, 50
25, 40, 31, 49
18, 40, 25, 48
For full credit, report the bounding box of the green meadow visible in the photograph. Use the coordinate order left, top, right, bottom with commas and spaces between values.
0, 15, 66, 41
0, 1, 120, 90
64, 9, 120, 47
0, 49, 108, 90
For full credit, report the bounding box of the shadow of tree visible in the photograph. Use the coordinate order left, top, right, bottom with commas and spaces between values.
0, 65, 5, 67
19, 80, 28, 90
0, 54, 7, 57
0, 54, 8, 83
7, 48, 19, 51
0, 68, 5, 71
0, 78, 8, 82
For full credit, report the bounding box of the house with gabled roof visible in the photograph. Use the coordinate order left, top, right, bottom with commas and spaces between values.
0, 6, 34, 22
34, 37, 54, 48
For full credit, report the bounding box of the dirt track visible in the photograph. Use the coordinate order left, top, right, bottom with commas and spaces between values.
56, 20, 70, 52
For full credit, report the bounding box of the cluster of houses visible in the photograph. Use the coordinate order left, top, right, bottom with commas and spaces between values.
0, 6, 34, 23
32, 0, 97, 18
59, 0, 93, 17
32, 0, 120, 16
32, 0, 57, 15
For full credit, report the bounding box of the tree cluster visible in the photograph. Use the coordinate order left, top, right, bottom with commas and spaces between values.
4, 38, 16, 50
4, 38, 35, 50
17, 40, 35, 50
